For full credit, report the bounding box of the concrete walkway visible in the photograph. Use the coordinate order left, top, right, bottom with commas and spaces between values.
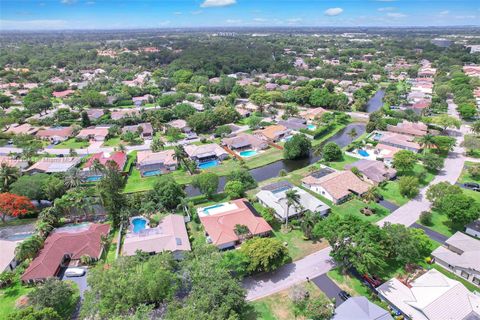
244, 247, 334, 301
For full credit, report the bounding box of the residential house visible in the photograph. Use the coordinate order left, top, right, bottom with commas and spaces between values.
222, 133, 268, 152
122, 214, 191, 259
122, 123, 154, 139
136, 150, 177, 176
166, 119, 191, 133
52, 89, 75, 99
21, 223, 110, 283
373, 131, 422, 153
76, 127, 109, 141
373, 143, 402, 166
132, 94, 153, 106
27, 157, 82, 174
302, 168, 371, 204
36, 126, 74, 142
345, 160, 397, 185
386, 121, 428, 137
254, 125, 291, 142
184, 143, 229, 164
465, 220, 480, 238
300, 107, 327, 121
110, 109, 139, 121
278, 118, 308, 131
86, 108, 105, 120
377, 269, 480, 320
84, 151, 127, 175
0, 156, 29, 170
6, 123, 39, 135
432, 231, 480, 287
198, 199, 272, 250
332, 296, 393, 320
256, 181, 330, 221
0, 240, 18, 272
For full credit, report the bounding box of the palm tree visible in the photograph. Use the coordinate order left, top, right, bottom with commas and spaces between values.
416, 134, 436, 152
176, 197, 192, 220
91, 159, 105, 175
173, 145, 194, 175
347, 128, 358, 140
285, 189, 301, 228
116, 143, 127, 152
15, 235, 43, 261
362, 186, 380, 203
0, 163, 19, 192
64, 167, 83, 189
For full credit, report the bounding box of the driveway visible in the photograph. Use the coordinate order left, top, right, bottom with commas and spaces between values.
311, 274, 344, 306
410, 223, 448, 244
243, 247, 334, 301
61, 267, 89, 298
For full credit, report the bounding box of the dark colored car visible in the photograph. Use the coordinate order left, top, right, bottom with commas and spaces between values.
464, 182, 480, 189
363, 274, 382, 287
338, 291, 351, 301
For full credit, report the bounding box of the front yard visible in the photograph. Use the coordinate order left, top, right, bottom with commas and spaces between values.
53, 138, 90, 149
247, 282, 328, 320
0, 277, 33, 318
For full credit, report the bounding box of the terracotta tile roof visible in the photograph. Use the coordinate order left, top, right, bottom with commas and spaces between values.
85, 151, 127, 170
199, 199, 272, 247
21, 223, 110, 282
27, 157, 81, 173
52, 89, 75, 98
302, 170, 371, 201
300, 107, 327, 120
6, 123, 39, 135
386, 121, 428, 137
36, 127, 73, 139
255, 125, 289, 140
137, 150, 177, 166
77, 127, 109, 139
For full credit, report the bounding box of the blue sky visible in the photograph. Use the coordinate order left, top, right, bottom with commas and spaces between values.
1, 0, 479, 30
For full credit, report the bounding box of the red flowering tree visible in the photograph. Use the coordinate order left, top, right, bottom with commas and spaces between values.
0, 192, 34, 223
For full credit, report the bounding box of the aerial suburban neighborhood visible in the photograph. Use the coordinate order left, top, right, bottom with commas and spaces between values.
0, 1, 480, 319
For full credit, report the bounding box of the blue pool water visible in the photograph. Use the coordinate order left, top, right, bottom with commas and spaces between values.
86, 175, 102, 182
307, 124, 316, 130
374, 133, 383, 140
358, 150, 370, 157
198, 160, 219, 169
131, 218, 147, 233
239, 150, 258, 157
203, 203, 224, 214
6, 232, 34, 241
143, 170, 161, 177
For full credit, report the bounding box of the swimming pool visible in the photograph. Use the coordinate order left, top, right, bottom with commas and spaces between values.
307, 124, 316, 130
131, 217, 147, 233
6, 232, 34, 241
85, 175, 102, 182
373, 133, 383, 140
239, 150, 258, 157
358, 149, 370, 157
198, 160, 219, 169
143, 170, 161, 177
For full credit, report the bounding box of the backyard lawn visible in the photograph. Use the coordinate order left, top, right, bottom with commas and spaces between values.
321, 154, 358, 171
53, 138, 89, 149
102, 137, 122, 147
272, 228, 329, 261
247, 282, 327, 320
0, 278, 33, 319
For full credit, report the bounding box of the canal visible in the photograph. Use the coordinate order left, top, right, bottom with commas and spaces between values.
185, 122, 367, 197
365, 89, 385, 113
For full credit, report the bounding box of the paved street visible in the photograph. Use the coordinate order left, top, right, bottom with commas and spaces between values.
244, 247, 334, 301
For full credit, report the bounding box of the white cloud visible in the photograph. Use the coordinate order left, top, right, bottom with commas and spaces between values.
60, 0, 77, 4
377, 7, 395, 12
226, 19, 242, 24
200, 0, 236, 8
0, 19, 68, 30
439, 10, 450, 16
387, 12, 407, 18
253, 18, 268, 22
158, 20, 171, 26
287, 18, 302, 23
325, 8, 343, 16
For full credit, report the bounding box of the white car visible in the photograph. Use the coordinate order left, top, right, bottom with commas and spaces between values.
64, 268, 86, 277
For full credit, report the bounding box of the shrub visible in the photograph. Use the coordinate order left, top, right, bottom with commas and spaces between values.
419, 211, 433, 226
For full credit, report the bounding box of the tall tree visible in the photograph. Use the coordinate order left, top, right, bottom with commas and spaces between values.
0, 163, 20, 192
97, 161, 126, 227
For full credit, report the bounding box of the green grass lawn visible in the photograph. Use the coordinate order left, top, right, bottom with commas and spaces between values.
272, 228, 329, 261
102, 137, 122, 147
247, 282, 326, 320
327, 268, 371, 297
53, 138, 89, 149
123, 167, 194, 193
0, 278, 33, 319
330, 199, 391, 223
245, 148, 284, 169
321, 154, 358, 171
458, 161, 480, 185
418, 210, 462, 237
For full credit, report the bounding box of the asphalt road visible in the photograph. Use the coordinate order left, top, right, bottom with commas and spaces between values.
311, 274, 344, 306
411, 223, 448, 244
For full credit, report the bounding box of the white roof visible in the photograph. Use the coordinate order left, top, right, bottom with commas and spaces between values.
333, 296, 393, 320
0, 240, 18, 272
432, 232, 480, 272
377, 269, 480, 320
256, 183, 330, 219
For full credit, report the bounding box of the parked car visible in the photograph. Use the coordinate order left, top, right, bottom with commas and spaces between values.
363, 274, 382, 287
64, 268, 85, 277
338, 290, 351, 301
464, 182, 480, 189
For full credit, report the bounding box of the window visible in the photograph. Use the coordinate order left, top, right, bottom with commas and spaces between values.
473, 277, 480, 286
461, 271, 469, 279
